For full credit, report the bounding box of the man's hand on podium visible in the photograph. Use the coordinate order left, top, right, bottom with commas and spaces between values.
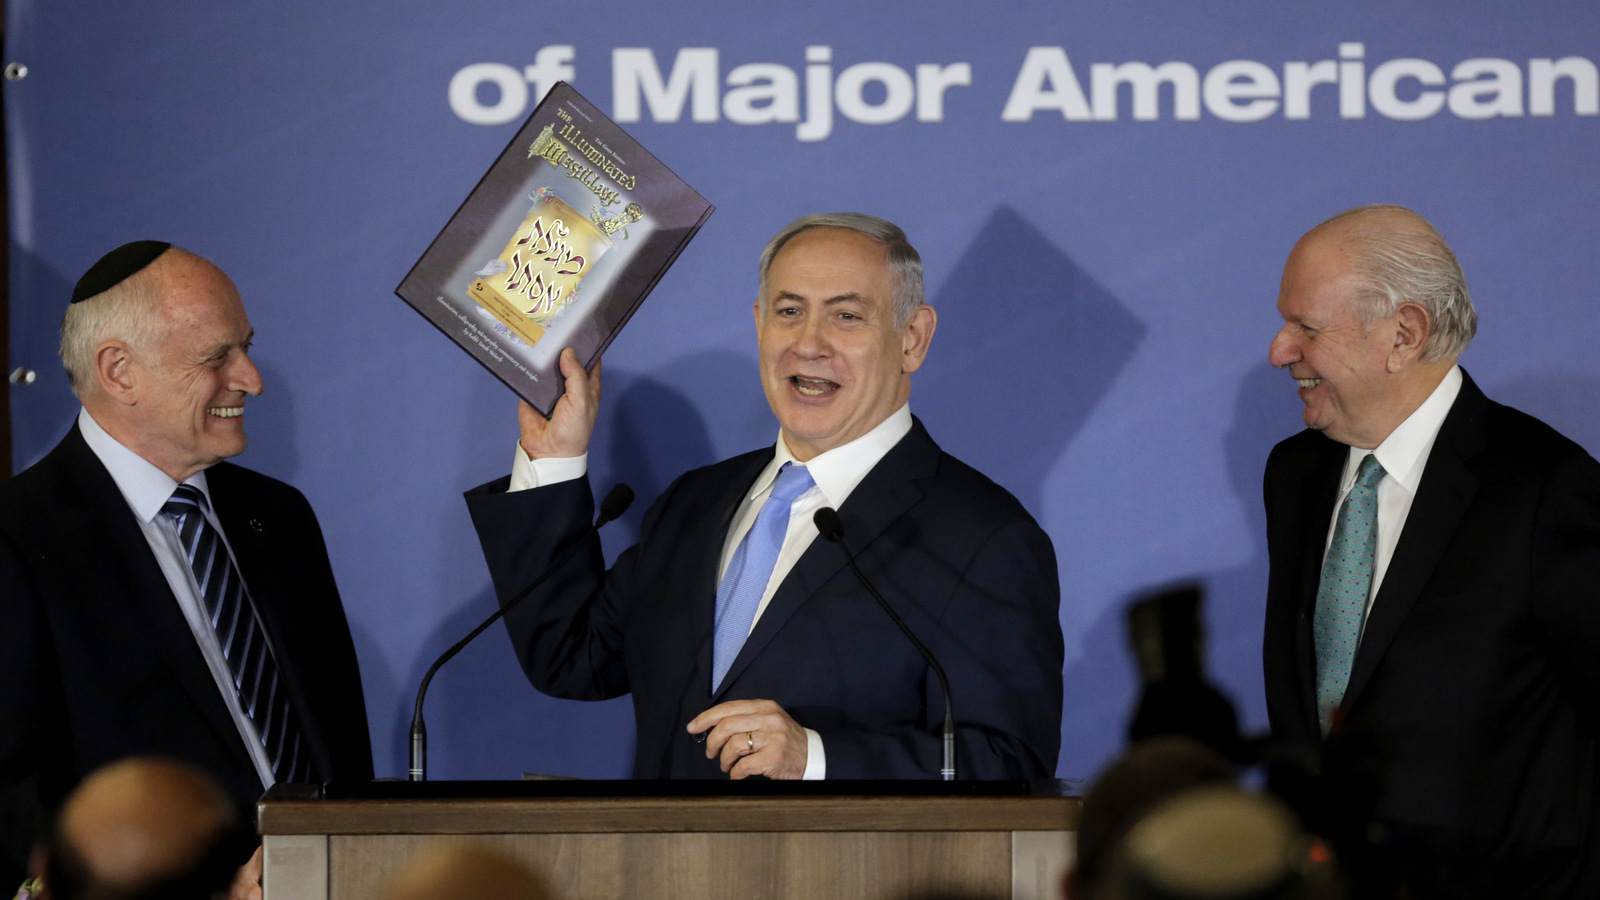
688, 699, 807, 780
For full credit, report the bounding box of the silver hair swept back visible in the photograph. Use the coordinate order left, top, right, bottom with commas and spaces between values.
1319, 203, 1477, 363
757, 213, 925, 330
59, 255, 172, 396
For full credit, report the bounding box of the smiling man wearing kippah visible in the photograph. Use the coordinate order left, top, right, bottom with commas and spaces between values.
0, 243, 373, 891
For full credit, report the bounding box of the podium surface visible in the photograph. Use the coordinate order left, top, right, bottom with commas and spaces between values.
259, 783, 1078, 900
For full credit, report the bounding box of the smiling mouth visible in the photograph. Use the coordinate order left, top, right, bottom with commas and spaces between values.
1296, 378, 1322, 389
208, 407, 244, 418
790, 376, 840, 397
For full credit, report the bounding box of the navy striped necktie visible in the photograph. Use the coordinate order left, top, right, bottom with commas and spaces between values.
162, 484, 311, 784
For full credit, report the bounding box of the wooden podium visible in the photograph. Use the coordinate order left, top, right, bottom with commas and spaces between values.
258, 782, 1078, 900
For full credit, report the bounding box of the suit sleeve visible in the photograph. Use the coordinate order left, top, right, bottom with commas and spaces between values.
0, 533, 65, 884
1529, 451, 1600, 720
464, 473, 657, 701
819, 517, 1064, 780
285, 490, 375, 783
1260, 443, 1306, 747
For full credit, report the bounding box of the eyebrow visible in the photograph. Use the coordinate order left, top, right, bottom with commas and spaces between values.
773, 290, 866, 305
196, 330, 255, 358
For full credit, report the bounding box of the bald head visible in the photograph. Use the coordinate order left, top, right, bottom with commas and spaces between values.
41, 758, 241, 900
1069, 737, 1236, 899
1269, 204, 1472, 448
382, 844, 550, 900
1101, 787, 1327, 900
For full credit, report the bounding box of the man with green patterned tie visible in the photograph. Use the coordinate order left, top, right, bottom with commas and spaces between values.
1262, 204, 1600, 897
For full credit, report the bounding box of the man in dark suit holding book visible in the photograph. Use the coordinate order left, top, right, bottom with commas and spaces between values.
468, 213, 1064, 780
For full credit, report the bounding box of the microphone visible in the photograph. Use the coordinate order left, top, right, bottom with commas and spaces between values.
814, 507, 957, 781
409, 483, 635, 781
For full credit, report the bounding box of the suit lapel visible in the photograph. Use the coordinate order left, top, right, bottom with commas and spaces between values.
711, 420, 940, 702
1343, 375, 1488, 712
55, 427, 251, 763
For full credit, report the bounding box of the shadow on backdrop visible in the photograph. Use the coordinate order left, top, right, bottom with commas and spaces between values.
8, 246, 77, 471
401, 585, 637, 780
596, 350, 761, 546
411, 353, 752, 781
1061, 363, 1301, 776
916, 206, 1147, 515
344, 615, 398, 776
1193, 362, 1305, 735
409, 360, 658, 781
1059, 600, 1134, 780
236, 358, 300, 484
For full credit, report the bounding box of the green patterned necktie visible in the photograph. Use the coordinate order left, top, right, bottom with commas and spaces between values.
1313, 453, 1386, 735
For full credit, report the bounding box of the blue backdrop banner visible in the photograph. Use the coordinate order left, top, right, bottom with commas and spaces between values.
7, 1, 1599, 782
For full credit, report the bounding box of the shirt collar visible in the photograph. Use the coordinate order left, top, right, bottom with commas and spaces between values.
749, 404, 914, 508
78, 407, 211, 523
1345, 365, 1463, 494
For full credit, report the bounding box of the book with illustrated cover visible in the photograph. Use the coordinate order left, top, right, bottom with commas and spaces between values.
396, 82, 714, 416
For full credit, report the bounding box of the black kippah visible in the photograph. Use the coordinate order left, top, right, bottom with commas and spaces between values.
70, 240, 172, 304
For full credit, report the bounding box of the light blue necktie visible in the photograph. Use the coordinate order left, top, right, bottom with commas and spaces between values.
711, 462, 815, 692
1313, 454, 1386, 735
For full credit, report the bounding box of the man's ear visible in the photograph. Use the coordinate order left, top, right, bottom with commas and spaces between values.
1388, 302, 1432, 372
94, 341, 140, 406
900, 304, 937, 374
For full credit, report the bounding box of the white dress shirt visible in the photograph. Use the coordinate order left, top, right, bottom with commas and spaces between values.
509, 404, 915, 779
1323, 366, 1463, 627
78, 408, 276, 788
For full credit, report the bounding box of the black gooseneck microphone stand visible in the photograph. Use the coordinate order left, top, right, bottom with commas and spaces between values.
409, 483, 634, 781
814, 506, 957, 781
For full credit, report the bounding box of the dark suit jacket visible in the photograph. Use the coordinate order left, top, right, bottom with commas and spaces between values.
0, 423, 373, 882
1264, 371, 1600, 890
466, 418, 1064, 780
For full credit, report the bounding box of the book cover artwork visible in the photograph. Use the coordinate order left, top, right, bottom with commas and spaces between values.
397, 83, 713, 416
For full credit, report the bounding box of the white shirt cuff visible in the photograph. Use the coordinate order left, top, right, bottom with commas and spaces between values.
802, 728, 825, 780
508, 441, 588, 492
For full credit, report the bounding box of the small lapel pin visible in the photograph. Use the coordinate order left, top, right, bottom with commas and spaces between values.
248, 518, 265, 533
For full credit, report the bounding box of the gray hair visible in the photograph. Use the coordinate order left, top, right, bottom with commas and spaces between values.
1318, 204, 1477, 363
757, 213, 925, 330
59, 250, 174, 396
